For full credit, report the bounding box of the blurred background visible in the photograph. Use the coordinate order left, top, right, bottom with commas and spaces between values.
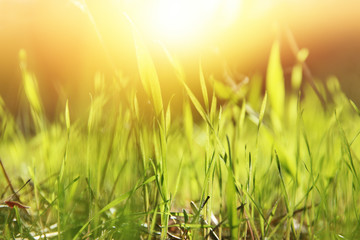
1, 0, 360, 118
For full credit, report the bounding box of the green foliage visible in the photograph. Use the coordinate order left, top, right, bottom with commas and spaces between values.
0, 44, 360, 240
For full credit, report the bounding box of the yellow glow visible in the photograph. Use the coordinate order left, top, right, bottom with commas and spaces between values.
152, 0, 214, 41
127, 0, 241, 44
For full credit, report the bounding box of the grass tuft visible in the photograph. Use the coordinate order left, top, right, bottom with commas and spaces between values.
0, 41, 359, 239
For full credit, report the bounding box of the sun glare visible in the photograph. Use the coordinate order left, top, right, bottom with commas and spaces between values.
127, 0, 241, 45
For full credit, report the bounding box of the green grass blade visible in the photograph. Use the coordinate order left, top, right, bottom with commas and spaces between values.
275, 151, 290, 213
226, 167, 239, 240
73, 191, 132, 240
147, 205, 159, 240
172, 157, 184, 200
199, 62, 209, 112
258, 92, 268, 131
183, 98, 194, 146
165, 96, 173, 137
125, 14, 163, 118
210, 86, 218, 124
73, 177, 154, 240
162, 44, 212, 128
335, 112, 359, 183
23, 73, 42, 114
349, 99, 360, 116
65, 100, 70, 131
184, 81, 213, 129
266, 41, 285, 129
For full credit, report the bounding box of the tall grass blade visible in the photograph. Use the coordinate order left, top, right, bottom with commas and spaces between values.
226, 167, 238, 240
23, 73, 42, 115
335, 112, 359, 183
275, 151, 290, 211
199, 62, 209, 112
183, 98, 194, 147
162, 45, 212, 129
65, 100, 70, 131
184, 81, 212, 128
210, 87, 218, 124
258, 92, 268, 131
125, 13, 163, 118
165, 97, 173, 137
266, 41, 285, 130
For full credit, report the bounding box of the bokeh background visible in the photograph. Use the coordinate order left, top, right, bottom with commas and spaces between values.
1, 0, 360, 118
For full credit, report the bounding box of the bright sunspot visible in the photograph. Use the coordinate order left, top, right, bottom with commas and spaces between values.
127, 0, 241, 44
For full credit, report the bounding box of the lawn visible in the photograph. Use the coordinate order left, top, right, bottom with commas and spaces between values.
1, 12, 360, 240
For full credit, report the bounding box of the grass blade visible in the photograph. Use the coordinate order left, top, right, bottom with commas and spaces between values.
266, 41, 285, 129
258, 92, 268, 131
125, 13, 164, 119
199, 62, 209, 112
226, 167, 238, 240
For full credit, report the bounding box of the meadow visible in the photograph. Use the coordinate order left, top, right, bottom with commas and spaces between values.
1, 24, 360, 240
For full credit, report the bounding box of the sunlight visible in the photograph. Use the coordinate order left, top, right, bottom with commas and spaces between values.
136, 0, 241, 44
151, 0, 215, 41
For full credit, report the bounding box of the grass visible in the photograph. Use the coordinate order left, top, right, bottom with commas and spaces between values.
1, 31, 360, 239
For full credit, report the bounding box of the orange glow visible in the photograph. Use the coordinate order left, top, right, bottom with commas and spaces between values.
1, 0, 360, 115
